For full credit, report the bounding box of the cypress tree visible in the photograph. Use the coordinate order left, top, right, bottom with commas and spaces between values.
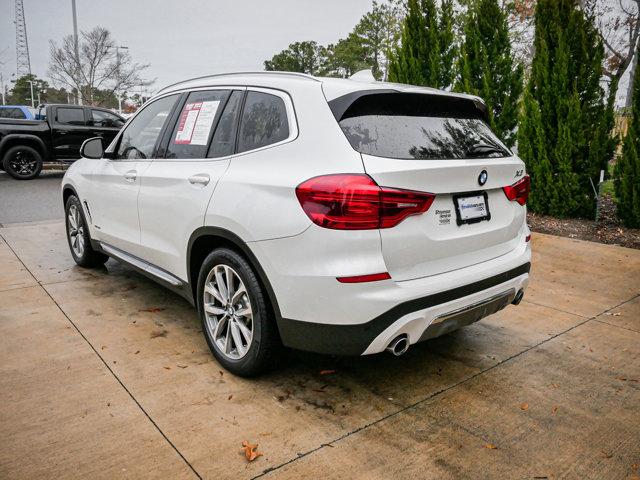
518, 0, 611, 218
388, 0, 455, 89
455, 0, 523, 148
615, 45, 640, 227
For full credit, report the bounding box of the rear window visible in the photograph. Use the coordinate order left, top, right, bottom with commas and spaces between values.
333, 93, 510, 160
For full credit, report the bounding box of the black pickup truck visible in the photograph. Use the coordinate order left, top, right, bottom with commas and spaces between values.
0, 104, 125, 179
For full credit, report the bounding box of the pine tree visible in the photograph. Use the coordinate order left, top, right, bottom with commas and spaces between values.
388, 0, 455, 89
455, 0, 523, 148
518, 0, 612, 218
615, 45, 640, 227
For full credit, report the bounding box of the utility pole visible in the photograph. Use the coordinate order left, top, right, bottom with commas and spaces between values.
71, 0, 82, 105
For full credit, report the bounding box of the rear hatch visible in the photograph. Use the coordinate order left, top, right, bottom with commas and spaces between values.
332, 91, 526, 281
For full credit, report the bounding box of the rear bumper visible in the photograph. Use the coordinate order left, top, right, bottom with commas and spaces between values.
276, 262, 530, 355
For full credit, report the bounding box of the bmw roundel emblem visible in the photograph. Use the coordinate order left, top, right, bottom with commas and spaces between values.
478, 170, 488, 186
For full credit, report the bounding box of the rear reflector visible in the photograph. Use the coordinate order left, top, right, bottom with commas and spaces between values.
336, 272, 391, 283
296, 174, 435, 230
503, 175, 530, 206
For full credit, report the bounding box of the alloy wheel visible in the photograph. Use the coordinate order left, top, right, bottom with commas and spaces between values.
67, 204, 85, 257
203, 264, 254, 360
9, 150, 38, 176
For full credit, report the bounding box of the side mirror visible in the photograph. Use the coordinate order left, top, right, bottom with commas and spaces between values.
80, 137, 104, 159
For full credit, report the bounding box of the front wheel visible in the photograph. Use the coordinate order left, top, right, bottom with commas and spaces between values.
197, 248, 280, 376
2, 145, 43, 180
65, 195, 108, 267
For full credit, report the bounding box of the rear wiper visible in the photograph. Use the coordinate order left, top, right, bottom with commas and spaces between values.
468, 143, 507, 157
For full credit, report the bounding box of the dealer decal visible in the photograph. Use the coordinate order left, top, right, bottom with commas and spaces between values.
436, 209, 452, 225
175, 100, 220, 145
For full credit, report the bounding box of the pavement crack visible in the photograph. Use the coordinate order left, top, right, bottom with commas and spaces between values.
1, 234, 202, 480
521, 299, 589, 318
592, 317, 640, 334
254, 293, 640, 479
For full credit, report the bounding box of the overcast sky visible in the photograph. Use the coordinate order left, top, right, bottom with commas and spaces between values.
0, 0, 374, 93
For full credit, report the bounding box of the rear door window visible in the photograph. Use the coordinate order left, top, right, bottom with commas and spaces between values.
56, 107, 86, 126
333, 93, 510, 160
166, 90, 229, 159
237, 91, 289, 153
208, 90, 243, 158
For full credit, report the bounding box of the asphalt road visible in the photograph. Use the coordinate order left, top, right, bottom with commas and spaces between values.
0, 170, 66, 225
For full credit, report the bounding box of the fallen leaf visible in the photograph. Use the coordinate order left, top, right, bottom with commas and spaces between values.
241, 440, 263, 462
140, 307, 165, 313
520, 403, 529, 411
177, 364, 188, 369
101, 345, 107, 350
600, 449, 613, 459
228, 394, 233, 400
134, 350, 140, 355
163, 366, 171, 370
484, 444, 497, 449
552, 405, 559, 414
150, 329, 168, 339
319, 369, 336, 375
551, 383, 560, 389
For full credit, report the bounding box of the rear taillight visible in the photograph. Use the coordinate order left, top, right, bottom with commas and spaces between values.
295, 174, 435, 230
503, 175, 530, 206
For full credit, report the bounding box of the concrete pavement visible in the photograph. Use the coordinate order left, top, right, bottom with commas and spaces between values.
0, 171, 65, 225
0, 221, 638, 479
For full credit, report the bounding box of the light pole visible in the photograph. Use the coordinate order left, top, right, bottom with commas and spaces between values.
27, 80, 35, 108
71, 0, 82, 105
114, 45, 128, 114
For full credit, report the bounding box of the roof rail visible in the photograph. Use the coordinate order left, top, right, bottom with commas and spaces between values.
157, 71, 320, 94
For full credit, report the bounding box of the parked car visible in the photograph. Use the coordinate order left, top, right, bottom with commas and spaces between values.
62, 72, 531, 376
0, 105, 36, 120
0, 104, 125, 179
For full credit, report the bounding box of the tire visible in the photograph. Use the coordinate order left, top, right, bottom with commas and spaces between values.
2, 145, 43, 180
197, 248, 280, 376
64, 195, 108, 267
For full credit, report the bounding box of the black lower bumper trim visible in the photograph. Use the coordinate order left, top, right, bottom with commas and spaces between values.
277, 262, 531, 356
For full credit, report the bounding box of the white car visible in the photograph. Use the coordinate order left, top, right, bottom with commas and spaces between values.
62, 72, 531, 376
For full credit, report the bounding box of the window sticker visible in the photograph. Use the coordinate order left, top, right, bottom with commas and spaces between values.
175, 100, 220, 145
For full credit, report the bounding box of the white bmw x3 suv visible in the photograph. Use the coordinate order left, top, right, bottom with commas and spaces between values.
62, 72, 531, 376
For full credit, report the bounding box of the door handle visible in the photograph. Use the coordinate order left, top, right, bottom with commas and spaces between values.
124, 170, 137, 182
188, 174, 210, 186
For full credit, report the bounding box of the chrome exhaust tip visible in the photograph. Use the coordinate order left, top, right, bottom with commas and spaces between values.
512, 289, 524, 305
386, 335, 409, 356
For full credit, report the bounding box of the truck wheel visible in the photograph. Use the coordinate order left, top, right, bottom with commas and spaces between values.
2, 145, 43, 180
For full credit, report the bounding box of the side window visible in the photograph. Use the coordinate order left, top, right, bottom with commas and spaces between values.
0, 108, 26, 119
56, 107, 85, 126
91, 109, 125, 128
166, 90, 229, 159
116, 94, 179, 160
208, 90, 243, 158
237, 91, 289, 153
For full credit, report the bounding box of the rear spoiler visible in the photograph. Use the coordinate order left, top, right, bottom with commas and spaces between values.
327, 89, 490, 123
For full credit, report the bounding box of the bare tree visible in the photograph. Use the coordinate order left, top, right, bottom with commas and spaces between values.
589, 0, 640, 106
48, 26, 152, 106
